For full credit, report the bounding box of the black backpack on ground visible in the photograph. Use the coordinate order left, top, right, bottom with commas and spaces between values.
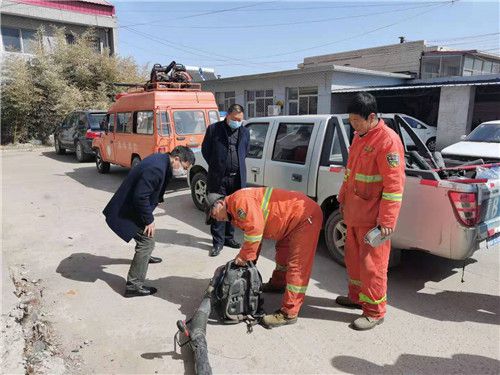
212, 260, 265, 327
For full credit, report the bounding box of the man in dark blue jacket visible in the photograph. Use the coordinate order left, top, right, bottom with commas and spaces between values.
202, 104, 250, 257
103, 146, 195, 297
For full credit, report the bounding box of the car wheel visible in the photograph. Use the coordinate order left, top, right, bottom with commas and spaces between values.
324, 209, 347, 266
131, 156, 141, 169
55, 139, 66, 155
75, 141, 87, 162
426, 137, 436, 152
95, 149, 110, 174
191, 172, 208, 211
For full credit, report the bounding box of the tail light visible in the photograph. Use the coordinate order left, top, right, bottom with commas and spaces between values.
448, 191, 480, 227
157, 147, 167, 153
85, 130, 101, 139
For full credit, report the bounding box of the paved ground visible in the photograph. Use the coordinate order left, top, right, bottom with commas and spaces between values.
2, 149, 499, 374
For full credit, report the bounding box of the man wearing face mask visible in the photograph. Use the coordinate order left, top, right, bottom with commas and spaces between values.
103, 146, 195, 297
202, 104, 250, 257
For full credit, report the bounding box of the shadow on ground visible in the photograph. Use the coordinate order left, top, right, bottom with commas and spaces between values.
331, 353, 500, 375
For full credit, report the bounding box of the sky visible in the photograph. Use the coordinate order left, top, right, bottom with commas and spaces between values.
114, 0, 500, 78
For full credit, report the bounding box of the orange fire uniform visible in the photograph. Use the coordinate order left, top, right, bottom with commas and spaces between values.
338, 119, 405, 319
225, 187, 323, 317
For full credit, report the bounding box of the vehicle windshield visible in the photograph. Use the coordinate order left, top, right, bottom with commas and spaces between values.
173, 110, 206, 135
465, 123, 500, 143
88, 113, 106, 130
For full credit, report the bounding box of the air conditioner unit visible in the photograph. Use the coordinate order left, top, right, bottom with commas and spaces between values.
268, 105, 281, 116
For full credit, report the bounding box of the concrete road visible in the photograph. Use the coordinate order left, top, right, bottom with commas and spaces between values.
2, 149, 499, 374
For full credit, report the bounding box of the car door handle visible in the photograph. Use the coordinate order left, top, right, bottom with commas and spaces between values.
110, 140, 113, 144
177, 137, 186, 141
251, 167, 261, 173
292, 173, 302, 182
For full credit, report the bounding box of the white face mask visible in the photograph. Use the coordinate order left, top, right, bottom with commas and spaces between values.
173, 167, 186, 177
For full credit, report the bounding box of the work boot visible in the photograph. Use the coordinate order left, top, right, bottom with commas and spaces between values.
351, 315, 384, 331
262, 310, 297, 329
336, 295, 362, 309
124, 284, 158, 298
224, 239, 240, 249
148, 256, 162, 264
261, 281, 285, 294
209, 245, 222, 257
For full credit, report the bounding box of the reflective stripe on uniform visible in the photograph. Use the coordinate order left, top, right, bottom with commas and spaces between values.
359, 293, 387, 305
355, 173, 383, 183
261, 187, 273, 222
275, 263, 288, 272
243, 233, 263, 243
286, 284, 308, 294
349, 279, 362, 286
382, 192, 403, 202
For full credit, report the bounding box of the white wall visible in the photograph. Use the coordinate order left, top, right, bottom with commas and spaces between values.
436, 86, 476, 149
331, 71, 405, 90
202, 70, 335, 116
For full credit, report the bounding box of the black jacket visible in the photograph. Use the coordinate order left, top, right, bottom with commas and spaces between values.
201, 120, 250, 192
103, 153, 172, 242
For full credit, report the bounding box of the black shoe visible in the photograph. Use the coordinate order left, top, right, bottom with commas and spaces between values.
336, 296, 362, 309
209, 245, 223, 257
149, 256, 162, 264
124, 285, 158, 298
224, 239, 240, 249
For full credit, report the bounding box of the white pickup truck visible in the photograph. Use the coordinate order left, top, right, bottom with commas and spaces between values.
188, 114, 500, 265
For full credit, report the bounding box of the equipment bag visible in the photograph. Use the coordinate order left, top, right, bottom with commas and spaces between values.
213, 260, 264, 326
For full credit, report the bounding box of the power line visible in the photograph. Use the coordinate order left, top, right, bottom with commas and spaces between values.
428, 32, 500, 43
138, 3, 441, 30
252, 0, 456, 60
119, 1, 276, 29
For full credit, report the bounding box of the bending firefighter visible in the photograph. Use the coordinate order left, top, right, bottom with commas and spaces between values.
337, 92, 405, 330
205, 188, 323, 328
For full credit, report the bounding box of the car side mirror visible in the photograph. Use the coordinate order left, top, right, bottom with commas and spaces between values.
460, 135, 467, 140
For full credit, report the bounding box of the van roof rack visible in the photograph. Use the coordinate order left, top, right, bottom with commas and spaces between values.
126, 81, 202, 93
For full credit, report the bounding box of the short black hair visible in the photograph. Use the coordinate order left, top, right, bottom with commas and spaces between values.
227, 103, 244, 115
170, 146, 195, 165
347, 93, 378, 120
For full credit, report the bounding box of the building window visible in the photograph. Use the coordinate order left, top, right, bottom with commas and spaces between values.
1, 27, 38, 54
287, 87, 318, 115
215, 91, 235, 111
246, 90, 273, 118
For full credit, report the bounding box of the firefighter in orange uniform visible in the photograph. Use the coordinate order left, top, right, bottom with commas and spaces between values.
337, 93, 405, 330
205, 187, 323, 328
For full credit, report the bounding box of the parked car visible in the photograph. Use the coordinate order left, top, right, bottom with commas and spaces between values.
340, 113, 437, 151
441, 120, 500, 164
92, 82, 219, 174
188, 114, 500, 265
54, 110, 107, 162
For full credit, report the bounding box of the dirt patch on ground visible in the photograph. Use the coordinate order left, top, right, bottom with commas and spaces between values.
1, 265, 79, 374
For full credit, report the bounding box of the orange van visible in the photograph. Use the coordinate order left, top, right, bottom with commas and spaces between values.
92, 82, 219, 173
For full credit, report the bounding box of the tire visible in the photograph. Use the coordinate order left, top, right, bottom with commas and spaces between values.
75, 141, 88, 162
426, 137, 436, 152
95, 149, 110, 174
131, 156, 141, 169
324, 209, 347, 266
191, 172, 208, 211
55, 139, 66, 155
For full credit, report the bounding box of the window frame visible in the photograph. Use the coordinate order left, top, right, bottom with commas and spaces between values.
156, 111, 171, 136
172, 110, 207, 135
246, 89, 274, 118
271, 122, 314, 165
245, 122, 270, 160
116, 112, 133, 134
287, 86, 318, 115
134, 110, 154, 135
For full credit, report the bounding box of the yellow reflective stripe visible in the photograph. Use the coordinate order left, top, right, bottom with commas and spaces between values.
359, 293, 387, 305
286, 284, 308, 294
382, 192, 403, 202
243, 233, 263, 243
349, 279, 362, 286
261, 187, 273, 222
275, 263, 288, 272
354, 173, 383, 183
